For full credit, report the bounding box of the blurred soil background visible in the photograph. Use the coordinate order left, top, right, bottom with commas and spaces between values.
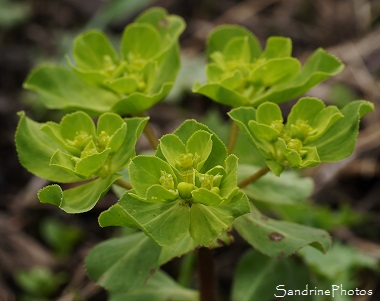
1, 0, 380, 300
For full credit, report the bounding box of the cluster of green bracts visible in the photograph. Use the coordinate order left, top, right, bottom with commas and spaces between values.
16, 7, 373, 255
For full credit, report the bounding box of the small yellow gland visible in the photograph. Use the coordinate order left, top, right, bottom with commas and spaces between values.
81, 147, 98, 158
159, 171, 174, 190
70, 130, 90, 149
177, 153, 194, 170
199, 174, 214, 190
270, 120, 284, 133
210, 187, 220, 194
177, 182, 194, 200
287, 138, 303, 152
98, 131, 110, 149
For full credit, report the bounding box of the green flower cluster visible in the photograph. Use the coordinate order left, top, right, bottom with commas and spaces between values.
15, 111, 147, 213
23, 8, 185, 115
229, 97, 374, 176
100, 120, 250, 246
193, 25, 343, 107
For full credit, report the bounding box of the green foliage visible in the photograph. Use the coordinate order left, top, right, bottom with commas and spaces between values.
15, 6, 375, 301
229, 98, 374, 175
23, 8, 184, 115
15, 266, 67, 301
40, 218, 83, 257
193, 25, 343, 107
234, 206, 331, 257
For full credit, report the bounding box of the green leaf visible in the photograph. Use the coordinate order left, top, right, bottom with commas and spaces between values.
255, 101, 283, 125
15, 112, 84, 183
99, 194, 190, 246
298, 243, 378, 281
110, 116, 149, 172
192, 81, 249, 107
170, 120, 228, 172
111, 82, 173, 115
159, 233, 197, 265
75, 148, 111, 177
121, 23, 161, 60
72, 30, 118, 70
250, 58, 301, 86
38, 175, 119, 213
219, 155, 238, 197
206, 25, 261, 61
85, 232, 161, 293
232, 250, 311, 301
251, 48, 344, 106
129, 156, 176, 197
60, 111, 96, 140
239, 164, 314, 205
223, 36, 251, 63
186, 130, 213, 170
309, 100, 374, 161
234, 206, 331, 257
261, 36, 292, 59
109, 270, 198, 301
159, 134, 186, 168
23, 66, 119, 114
135, 7, 185, 46
190, 190, 249, 246
191, 188, 223, 206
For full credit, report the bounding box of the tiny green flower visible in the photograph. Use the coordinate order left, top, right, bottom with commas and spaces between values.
229, 97, 374, 176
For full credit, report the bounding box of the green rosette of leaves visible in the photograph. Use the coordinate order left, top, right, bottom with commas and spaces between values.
193, 25, 344, 107
229, 97, 374, 176
23, 8, 185, 115
99, 120, 250, 247
15, 111, 148, 213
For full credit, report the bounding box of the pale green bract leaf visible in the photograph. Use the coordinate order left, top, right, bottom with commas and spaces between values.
186, 130, 213, 170
38, 175, 120, 213
72, 30, 118, 71
261, 36, 292, 59
23, 66, 119, 115
308, 100, 374, 161
99, 193, 190, 246
234, 206, 331, 257
159, 134, 186, 168
15, 112, 84, 183
85, 232, 161, 293
121, 23, 161, 60
129, 156, 176, 198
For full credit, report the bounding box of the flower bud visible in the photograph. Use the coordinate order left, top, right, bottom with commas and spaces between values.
177, 182, 194, 200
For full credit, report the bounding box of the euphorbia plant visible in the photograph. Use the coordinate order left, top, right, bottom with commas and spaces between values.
15, 7, 374, 301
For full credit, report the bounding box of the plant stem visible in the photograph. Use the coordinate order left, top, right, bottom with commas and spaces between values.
227, 122, 238, 154
143, 122, 159, 150
198, 247, 218, 301
114, 178, 132, 190
238, 165, 270, 188
178, 252, 196, 287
